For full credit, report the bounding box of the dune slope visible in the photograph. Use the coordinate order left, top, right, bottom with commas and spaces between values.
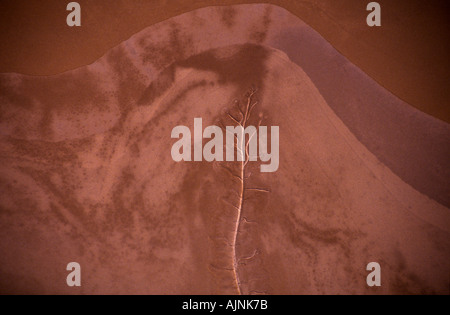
0, 4, 448, 294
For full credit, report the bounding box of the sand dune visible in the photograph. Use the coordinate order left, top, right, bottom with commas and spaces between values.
0, 4, 448, 294
2, 1, 448, 122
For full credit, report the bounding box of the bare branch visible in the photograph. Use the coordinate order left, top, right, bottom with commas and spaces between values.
221, 87, 272, 296
248, 101, 258, 118
240, 249, 259, 261
227, 112, 242, 126
246, 187, 271, 193
219, 164, 243, 181
208, 264, 234, 272
221, 197, 240, 211
208, 236, 232, 247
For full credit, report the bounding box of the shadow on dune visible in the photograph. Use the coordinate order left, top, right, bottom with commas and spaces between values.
0, 4, 449, 294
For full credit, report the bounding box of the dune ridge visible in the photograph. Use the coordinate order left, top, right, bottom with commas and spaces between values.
0, 4, 448, 294
1, 4, 448, 207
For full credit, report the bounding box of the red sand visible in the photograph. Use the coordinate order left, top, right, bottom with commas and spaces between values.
0, 4, 448, 294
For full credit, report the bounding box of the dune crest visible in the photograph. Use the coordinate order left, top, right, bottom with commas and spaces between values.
1, 4, 448, 207
0, 4, 448, 294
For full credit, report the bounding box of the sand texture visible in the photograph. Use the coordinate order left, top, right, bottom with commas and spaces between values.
0, 4, 449, 294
